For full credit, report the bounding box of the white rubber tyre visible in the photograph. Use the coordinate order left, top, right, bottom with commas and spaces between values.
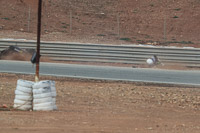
32, 81, 51, 89
17, 79, 34, 88
51, 86, 56, 92
14, 99, 32, 105
43, 80, 55, 85
50, 80, 55, 87
14, 104, 32, 110
52, 98, 56, 103
33, 102, 54, 108
16, 86, 32, 93
51, 91, 57, 97
33, 106, 54, 111
51, 87, 57, 97
15, 95, 33, 101
33, 97, 53, 104
33, 87, 51, 95
15, 90, 32, 96
53, 105, 57, 110
33, 92, 52, 99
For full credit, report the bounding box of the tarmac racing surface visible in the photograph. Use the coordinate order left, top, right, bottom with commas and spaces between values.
0, 60, 200, 86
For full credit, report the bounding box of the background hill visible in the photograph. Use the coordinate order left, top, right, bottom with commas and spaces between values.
1, 0, 200, 47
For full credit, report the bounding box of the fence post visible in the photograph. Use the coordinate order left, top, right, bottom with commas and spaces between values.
35, 0, 42, 82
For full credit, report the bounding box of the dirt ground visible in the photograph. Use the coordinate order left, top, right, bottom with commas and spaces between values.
1, 0, 200, 47
0, 73, 200, 133
0, 1, 200, 132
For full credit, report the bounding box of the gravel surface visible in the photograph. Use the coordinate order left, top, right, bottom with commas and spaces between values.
0, 73, 200, 133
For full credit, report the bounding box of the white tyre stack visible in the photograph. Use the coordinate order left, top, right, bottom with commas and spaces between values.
49, 80, 57, 110
32, 80, 57, 111
14, 79, 34, 111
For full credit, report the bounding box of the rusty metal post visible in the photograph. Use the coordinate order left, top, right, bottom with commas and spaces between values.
35, 0, 42, 82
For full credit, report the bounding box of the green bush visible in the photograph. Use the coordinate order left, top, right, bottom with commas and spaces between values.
120, 38, 132, 42
2, 17, 10, 20
174, 8, 181, 11
97, 34, 106, 37
173, 16, 179, 18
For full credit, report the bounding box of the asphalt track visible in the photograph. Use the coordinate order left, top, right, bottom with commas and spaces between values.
0, 60, 200, 86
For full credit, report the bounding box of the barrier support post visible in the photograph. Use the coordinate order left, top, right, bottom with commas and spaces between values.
35, 0, 42, 82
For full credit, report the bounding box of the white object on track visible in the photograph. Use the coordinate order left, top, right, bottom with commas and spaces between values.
146, 58, 154, 65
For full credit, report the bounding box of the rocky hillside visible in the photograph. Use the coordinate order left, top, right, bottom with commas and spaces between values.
1, 0, 200, 47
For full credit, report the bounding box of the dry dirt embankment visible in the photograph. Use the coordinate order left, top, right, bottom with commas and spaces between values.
0, 73, 200, 133
0, 0, 200, 47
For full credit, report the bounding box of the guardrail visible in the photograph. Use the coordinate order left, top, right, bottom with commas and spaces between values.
0, 40, 200, 67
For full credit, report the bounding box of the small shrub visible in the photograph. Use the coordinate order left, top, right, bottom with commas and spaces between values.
97, 34, 106, 37
173, 16, 179, 18
136, 40, 145, 43
2, 17, 10, 20
174, 8, 181, 11
150, 3, 154, 7
120, 38, 132, 42
165, 41, 194, 44
180, 41, 194, 44
62, 26, 67, 29
132, 9, 138, 13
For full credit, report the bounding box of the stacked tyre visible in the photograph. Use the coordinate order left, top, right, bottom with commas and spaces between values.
33, 80, 57, 111
49, 80, 57, 110
14, 79, 34, 110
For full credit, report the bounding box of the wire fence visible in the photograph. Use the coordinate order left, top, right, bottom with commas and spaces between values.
1, 1, 200, 46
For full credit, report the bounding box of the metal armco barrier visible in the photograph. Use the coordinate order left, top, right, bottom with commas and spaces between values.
0, 40, 200, 68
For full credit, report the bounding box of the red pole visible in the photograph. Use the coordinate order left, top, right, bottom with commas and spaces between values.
35, 0, 42, 82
